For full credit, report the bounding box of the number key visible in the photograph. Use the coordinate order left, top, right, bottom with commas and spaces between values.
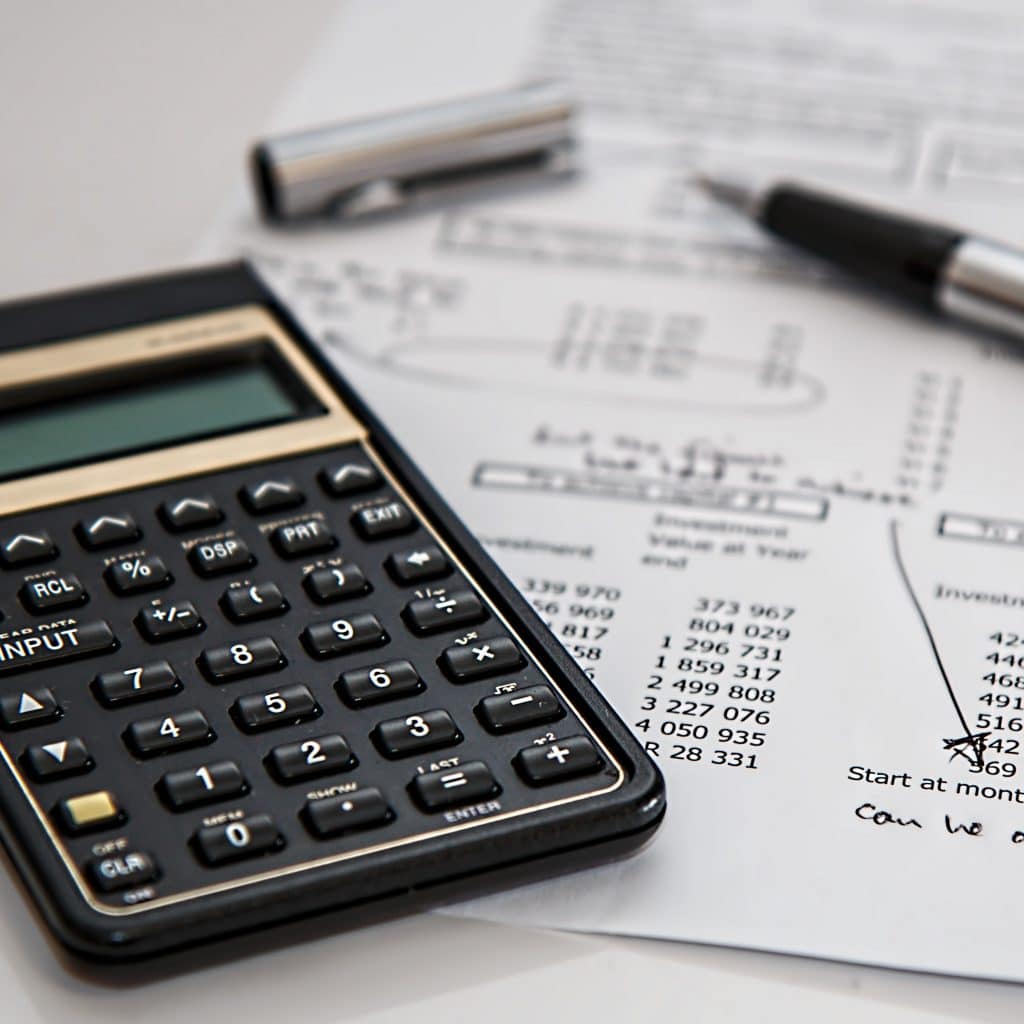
267, 734, 355, 783
337, 659, 423, 707
302, 614, 387, 659
372, 709, 461, 758
199, 637, 285, 682
193, 814, 282, 866
93, 661, 180, 706
159, 760, 247, 810
124, 709, 213, 758
232, 684, 320, 732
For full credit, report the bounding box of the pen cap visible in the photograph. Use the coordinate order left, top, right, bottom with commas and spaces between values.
251, 80, 577, 222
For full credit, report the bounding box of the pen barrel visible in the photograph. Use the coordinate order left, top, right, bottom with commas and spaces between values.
761, 185, 962, 307
938, 238, 1024, 339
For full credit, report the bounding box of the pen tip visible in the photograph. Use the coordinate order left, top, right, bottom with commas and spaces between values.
692, 172, 762, 218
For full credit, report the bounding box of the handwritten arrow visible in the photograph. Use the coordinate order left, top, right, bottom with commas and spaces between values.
890, 520, 986, 768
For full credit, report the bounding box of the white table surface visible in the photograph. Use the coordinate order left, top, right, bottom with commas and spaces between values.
1, 3, 1023, 1020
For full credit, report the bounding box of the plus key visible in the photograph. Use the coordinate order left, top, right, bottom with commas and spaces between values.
515, 736, 604, 786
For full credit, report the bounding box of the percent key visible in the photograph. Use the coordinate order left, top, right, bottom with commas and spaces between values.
105, 555, 173, 595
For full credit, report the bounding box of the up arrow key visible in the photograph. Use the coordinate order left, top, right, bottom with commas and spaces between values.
160, 495, 223, 532
320, 461, 381, 497
0, 530, 56, 567
18, 692, 44, 714
0, 687, 58, 728
77, 513, 140, 550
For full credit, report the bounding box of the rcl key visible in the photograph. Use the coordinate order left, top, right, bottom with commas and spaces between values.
19, 573, 87, 614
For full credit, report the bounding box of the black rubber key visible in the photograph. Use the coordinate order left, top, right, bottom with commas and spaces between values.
337, 659, 423, 707
372, 709, 461, 758
301, 614, 387, 659
124, 709, 213, 758
193, 814, 282, 865
199, 637, 285, 682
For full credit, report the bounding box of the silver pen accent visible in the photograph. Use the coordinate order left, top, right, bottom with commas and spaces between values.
698, 173, 1024, 343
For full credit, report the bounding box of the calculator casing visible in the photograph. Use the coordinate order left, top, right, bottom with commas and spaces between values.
0, 263, 665, 961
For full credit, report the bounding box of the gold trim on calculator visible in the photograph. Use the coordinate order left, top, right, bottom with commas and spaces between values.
0, 305, 625, 916
0, 306, 365, 517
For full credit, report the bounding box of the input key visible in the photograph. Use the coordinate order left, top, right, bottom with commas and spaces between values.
0, 620, 116, 676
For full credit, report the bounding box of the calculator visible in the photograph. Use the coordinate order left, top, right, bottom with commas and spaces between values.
0, 264, 664, 961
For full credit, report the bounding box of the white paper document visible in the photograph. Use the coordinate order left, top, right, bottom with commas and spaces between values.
202, 0, 1024, 981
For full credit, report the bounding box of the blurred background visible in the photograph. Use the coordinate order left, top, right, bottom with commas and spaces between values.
0, 0, 332, 299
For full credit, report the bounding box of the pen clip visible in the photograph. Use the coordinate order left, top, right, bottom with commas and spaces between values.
252, 81, 578, 223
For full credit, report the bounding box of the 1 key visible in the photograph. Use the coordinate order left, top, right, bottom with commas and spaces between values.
159, 760, 248, 810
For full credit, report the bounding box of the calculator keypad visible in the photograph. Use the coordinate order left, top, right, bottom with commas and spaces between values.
0, 442, 619, 909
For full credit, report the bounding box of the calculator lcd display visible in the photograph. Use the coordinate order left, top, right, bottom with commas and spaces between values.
0, 350, 322, 482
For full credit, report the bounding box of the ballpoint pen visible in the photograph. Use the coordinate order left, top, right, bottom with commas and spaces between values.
697, 174, 1024, 341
